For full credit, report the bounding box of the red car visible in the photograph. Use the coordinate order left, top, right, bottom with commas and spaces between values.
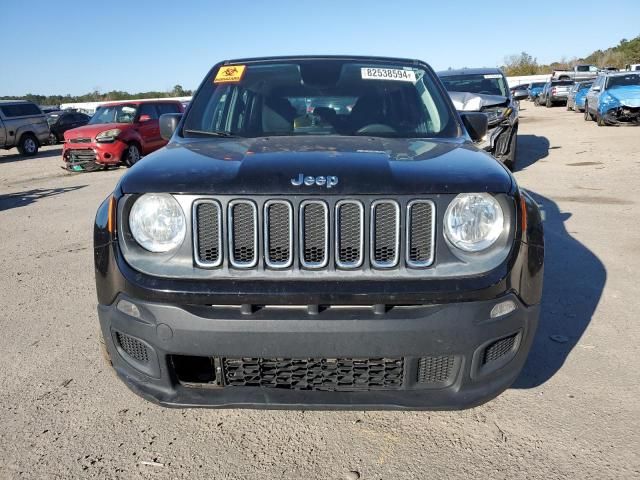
63, 100, 183, 169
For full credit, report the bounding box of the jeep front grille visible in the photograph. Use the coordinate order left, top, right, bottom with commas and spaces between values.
300, 201, 329, 268
264, 200, 293, 268
228, 200, 258, 268
193, 197, 435, 271
371, 200, 400, 268
336, 200, 364, 268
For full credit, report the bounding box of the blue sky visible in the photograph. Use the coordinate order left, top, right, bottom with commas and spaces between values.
3, 0, 639, 96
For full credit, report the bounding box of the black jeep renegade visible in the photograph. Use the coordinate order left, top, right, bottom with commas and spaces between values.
94, 56, 544, 409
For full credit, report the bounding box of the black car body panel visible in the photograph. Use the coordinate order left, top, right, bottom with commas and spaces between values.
120, 136, 512, 195
94, 56, 544, 409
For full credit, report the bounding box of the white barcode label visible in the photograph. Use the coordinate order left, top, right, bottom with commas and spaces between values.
361, 67, 416, 82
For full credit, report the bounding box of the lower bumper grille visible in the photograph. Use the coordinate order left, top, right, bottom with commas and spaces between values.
115, 332, 149, 364
66, 148, 97, 163
223, 357, 404, 391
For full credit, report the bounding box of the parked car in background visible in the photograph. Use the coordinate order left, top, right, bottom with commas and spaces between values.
0, 100, 50, 156
585, 71, 640, 125
624, 64, 640, 72
47, 110, 90, 144
527, 82, 546, 101
63, 100, 184, 170
39, 105, 61, 114
509, 83, 530, 100
538, 80, 574, 107
566, 81, 593, 111
551, 64, 598, 81
438, 68, 519, 170
570, 81, 593, 112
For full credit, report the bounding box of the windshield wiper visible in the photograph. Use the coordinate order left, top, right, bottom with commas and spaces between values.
184, 129, 241, 138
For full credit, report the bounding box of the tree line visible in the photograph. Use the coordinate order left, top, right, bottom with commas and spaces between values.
502, 35, 640, 76
0, 85, 193, 107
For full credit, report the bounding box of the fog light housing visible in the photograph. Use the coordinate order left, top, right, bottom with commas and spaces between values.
490, 300, 517, 318
117, 299, 141, 319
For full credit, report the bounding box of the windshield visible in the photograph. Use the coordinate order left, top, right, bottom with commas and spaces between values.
183, 60, 456, 139
530, 82, 546, 88
439, 73, 508, 97
46, 113, 60, 125
607, 74, 640, 89
88, 104, 138, 125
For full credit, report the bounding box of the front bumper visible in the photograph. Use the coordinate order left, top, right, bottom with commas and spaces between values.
98, 292, 539, 410
63, 140, 128, 168
478, 122, 515, 160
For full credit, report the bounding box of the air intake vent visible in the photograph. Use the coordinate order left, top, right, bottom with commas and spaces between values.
483, 333, 519, 365
371, 200, 400, 268
228, 200, 258, 268
193, 200, 222, 267
300, 201, 329, 268
336, 200, 364, 268
264, 200, 293, 268
417, 355, 455, 384
406, 200, 435, 267
115, 332, 149, 364
223, 357, 404, 391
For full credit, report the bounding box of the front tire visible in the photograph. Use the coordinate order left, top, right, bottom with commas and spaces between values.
17, 134, 39, 156
596, 113, 606, 126
584, 104, 592, 121
48, 132, 58, 145
546, 96, 552, 108
502, 131, 518, 172
123, 143, 141, 167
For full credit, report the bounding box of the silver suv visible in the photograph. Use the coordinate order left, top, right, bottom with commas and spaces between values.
0, 100, 50, 156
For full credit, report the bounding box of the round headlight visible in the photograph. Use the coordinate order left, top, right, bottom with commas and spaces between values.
444, 193, 504, 252
129, 194, 186, 253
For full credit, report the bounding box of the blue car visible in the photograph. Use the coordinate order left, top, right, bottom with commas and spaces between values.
527, 82, 546, 101
585, 72, 640, 125
569, 81, 593, 112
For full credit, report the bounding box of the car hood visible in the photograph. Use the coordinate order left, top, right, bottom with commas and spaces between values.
447, 91, 509, 112
64, 123, 130, 140
608, 85, 640, 106
119, 136, 513, 195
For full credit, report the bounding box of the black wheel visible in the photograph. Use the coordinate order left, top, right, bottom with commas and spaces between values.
584, 104, 592, 121
596, 113, 606, 126
123, 143, 141, 167
48, 132, 58, 145
17, 134, 39, 156
502, 131, 518, 172
546, 96, 552, 108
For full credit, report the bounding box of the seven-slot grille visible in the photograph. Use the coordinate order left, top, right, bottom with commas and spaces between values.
193, 198, 435, 270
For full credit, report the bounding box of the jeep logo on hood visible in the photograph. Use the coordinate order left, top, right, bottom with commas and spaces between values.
290, 173, 339, 188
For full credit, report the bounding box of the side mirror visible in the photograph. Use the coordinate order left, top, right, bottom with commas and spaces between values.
138, 114, 152, 123
460, 112, 488, 143
159, 113, 183, 141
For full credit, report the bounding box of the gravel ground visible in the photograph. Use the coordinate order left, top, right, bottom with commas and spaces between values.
1, 104, 639, 479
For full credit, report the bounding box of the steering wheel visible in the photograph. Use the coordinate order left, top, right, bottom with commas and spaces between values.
355, 123, 397, 134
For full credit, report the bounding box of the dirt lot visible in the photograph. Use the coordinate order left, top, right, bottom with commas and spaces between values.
1, 104, 639, 479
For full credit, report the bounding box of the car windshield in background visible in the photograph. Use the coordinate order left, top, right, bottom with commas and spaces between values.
530, 82, 546, 88
439, 74, 508, 97
608, 74, 640, 88
46, 113, 60, 125
183, 61, 456, 139
88, 105, 138, 125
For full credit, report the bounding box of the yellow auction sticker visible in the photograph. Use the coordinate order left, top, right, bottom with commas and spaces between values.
214, 65, 246, 83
